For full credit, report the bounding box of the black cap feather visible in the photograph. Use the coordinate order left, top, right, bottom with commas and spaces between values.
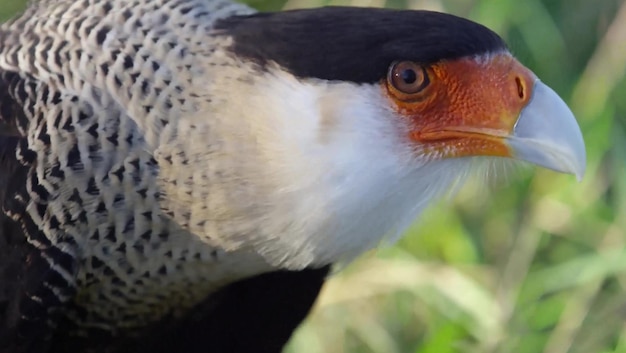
216, 7, 507, 83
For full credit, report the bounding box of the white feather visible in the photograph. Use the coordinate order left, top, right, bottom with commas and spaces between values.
158, 64, 477, 270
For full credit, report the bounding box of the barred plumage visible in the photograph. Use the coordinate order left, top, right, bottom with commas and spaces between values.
0, 0, 292, 350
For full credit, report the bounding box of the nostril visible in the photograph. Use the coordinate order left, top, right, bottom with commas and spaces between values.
515, 76, 525, 100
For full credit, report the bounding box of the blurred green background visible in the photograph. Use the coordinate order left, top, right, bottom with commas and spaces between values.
1, 0, 624, 352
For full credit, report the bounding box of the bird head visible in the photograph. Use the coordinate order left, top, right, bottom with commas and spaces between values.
217, 6, 584, 177
179, 6, 586, 268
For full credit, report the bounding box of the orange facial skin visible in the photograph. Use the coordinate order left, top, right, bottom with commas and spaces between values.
385, 53, 536, 159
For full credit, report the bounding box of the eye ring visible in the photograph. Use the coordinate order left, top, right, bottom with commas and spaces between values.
388, 61, 430, 95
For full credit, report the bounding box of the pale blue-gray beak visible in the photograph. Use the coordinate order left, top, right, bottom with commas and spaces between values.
507, 81, 586, 181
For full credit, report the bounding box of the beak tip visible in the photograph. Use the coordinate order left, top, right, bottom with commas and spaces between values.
571, 157, 586, 182
574, 153, 586, 182
509, 81, 587, 182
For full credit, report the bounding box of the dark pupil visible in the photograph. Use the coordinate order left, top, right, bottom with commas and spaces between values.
401, 69, 417, 84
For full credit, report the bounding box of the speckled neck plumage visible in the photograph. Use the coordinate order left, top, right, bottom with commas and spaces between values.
0, 0, 268, 335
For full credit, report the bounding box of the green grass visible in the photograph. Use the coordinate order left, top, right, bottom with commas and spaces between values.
0, 0, 26, 21
1, 0, 623, 352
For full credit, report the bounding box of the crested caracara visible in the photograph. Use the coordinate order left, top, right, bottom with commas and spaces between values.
0, 1, 585, 352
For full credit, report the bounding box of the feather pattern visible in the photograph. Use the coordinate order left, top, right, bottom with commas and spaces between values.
0, 0, 270, 339
0, 0, 489, 350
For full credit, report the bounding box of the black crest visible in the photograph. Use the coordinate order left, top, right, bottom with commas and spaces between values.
216, 6, 507, 83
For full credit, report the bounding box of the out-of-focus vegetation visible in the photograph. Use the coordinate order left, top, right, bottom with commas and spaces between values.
1, 0, 623, 352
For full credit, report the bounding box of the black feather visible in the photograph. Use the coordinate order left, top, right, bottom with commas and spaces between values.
49, 266, 330, 353
0, 71, 77, 353
217, 7, 507, 83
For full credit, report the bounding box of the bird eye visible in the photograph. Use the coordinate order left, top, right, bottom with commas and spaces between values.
388, 61, 429, 95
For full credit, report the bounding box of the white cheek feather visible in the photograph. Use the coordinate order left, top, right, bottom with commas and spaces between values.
160, 64, 477, 271
227, 68, 477, 269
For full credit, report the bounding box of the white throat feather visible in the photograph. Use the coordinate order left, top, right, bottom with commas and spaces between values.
157, 63, 478, 270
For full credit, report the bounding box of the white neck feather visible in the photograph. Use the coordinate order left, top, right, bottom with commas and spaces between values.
157, 65, 475, 270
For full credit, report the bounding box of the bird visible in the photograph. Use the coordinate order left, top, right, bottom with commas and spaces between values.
0, 0, 585, 352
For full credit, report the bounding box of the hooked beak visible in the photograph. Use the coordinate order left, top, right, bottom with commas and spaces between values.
507, 81, 586, 181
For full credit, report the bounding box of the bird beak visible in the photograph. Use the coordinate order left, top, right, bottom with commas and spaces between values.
507, 81, 586, 181
396, 54, 586, 180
